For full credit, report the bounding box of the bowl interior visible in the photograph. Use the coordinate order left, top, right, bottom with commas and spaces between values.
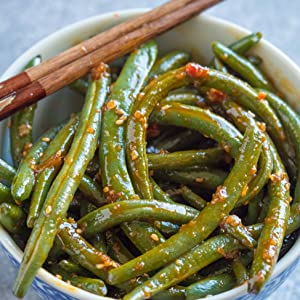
1, 9, 300, 300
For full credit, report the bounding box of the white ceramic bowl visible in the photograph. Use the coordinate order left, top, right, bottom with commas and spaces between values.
0, 9, 299, 300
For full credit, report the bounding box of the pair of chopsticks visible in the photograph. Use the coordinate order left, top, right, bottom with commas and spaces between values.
0, 0, 222, 121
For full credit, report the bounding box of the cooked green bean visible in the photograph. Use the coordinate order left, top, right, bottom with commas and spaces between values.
152, 286, 186, 300
186, 273, 236, 300
106, 230, 134, 264
151, 178, 174, 203
247, 55, 263, 66
0, 203, 26, 234
249, 138, 291, 293
100, 41, 157, 201
180, 186, 207, 210
48, 264, 107, 296
11, 124, 62, 202
212, 42, 274, 90
148, 148, 225, 170
164, 92, 205, 106
27, 115, 80, 227
220, 215, 257, 249
70, 78, 88, 96
13, 65, 111, 297
245, 191, 264, 225
0, 183, 13, 204
232, 258, 249, 285
148, 50, 190, 80
109, 126, 263, 284
10, 56, 41, 167
57, 259, 93, 277
154, 168, 228, 190
0, 158, 16, 183
78, 200, 198, 238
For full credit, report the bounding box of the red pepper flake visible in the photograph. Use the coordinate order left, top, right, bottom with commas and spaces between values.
185, 63, 209, 79
257, 91, 267, 100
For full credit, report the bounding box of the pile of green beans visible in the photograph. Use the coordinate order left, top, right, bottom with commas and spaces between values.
0, 32, 299, 300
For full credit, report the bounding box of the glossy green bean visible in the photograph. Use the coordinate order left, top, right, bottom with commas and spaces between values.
249, 138, 291, 293
245, 191, 264, 225
127, 68, 191, 199
164, 93, 205, 106
11, 124, 62, 202
27, 115, 80, 227
0, 158, 16, 183
180, 186, 207, 210
187, 63, 292, 170
154, 168, 227, 190
148, 148, 225, 170
151, 102, 242, 157
106, 230, 134, 264
212, 42, 274, 90
148, 50, 190, 80
247, 55, 263, 66
186, 273, 236, 300
221, 99, 273, 206
0, 203, 26, 234
152, 286, 186, 300
13, 66, 110, 298
109, 126, 263, 284
232, 258, 249, 285
10, 56, 41, 167
122, 234, 243, 300
78, 200, 198, 238
0, 183, 13, 204
57, 259, 93, 277
220, 215, 257, 249
48, 264, 107, 296
154, 220, 180, 236
100, 41, 157, 201
151, 178, 174, 203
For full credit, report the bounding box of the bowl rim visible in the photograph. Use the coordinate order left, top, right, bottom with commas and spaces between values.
1, 7, 300, 300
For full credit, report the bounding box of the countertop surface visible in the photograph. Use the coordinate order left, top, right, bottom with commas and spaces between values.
0, 0, 299, 299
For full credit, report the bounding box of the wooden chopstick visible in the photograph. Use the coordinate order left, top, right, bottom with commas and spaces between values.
0, 0, 222, 121
0, 0, 198, 99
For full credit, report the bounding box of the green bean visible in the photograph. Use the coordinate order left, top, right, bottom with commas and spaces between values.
148, 148, 225, 170
247, 55, 263, 66
109, 126, 263, 284
122, 234, 243, 300
79, 175, 106, 207
209, 32, 262, 71
79, 198, 96, 217
164, 93, 205, 106
0, 183, 13, 204
152, 286, 186, 300
13, 65, 111, 298
127, 68, 191, 199
245, 191, 264, 225
148, 50, 190, 80
212, 42, 274, 90
27, 115, 80, 227
78, 200, 198, 238
257, 195, 270, 223
151, 128, 206, 152
0, 203, 26, 234
106, 230, 134, 264
90, 233, 108, 254
10, 56, 41, 167
57, 259, 93, 277
11, 124, 62, 202
220, 215, 257, 249
154, 168, 227, 190
100, 41, 157, 201
151, 102, 242, 157
249, 138, 291, 293
287, 203, 300, 235
48, 258, 107, 296
221, 99, 273, 206
56, 222, 119, 280
180, 186, 207, 210
154, 221, 180, 236
232, 258, 249, 285
151, 178, 174, 203
0, 158, 16, 183
186, 273, 236, 300
186, 63, 292, 170
122, 221, 165, 253
69, 78, 88, 96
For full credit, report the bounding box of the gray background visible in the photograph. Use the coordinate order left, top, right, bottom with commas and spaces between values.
0, 0, 299, 299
